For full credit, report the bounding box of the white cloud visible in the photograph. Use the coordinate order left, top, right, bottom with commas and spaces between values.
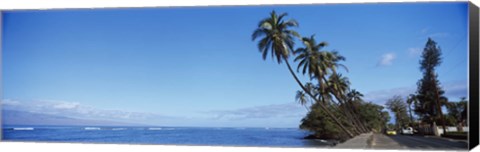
52, 102, 80, 109
1, 99, 176, 123
205, 103, 306, 120
377, 53, 396, 66
1, 99, 307, 127
2, 99, 21, 105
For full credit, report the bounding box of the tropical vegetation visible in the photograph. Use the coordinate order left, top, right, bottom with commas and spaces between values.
252, 11, 467, 141
252, 10, 389, 141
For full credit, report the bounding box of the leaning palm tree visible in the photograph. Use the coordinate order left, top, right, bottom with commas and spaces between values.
252, 10, 300, 63
294, 35, 328, 79
294, 35, 337, 96
252, 11, 354, 138
328, 73, 369, 133
346, 89, 371, 132
296, 90, 310, 111
292, 35, 356, 136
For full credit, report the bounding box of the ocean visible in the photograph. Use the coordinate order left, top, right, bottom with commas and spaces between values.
1, 126, 333, 147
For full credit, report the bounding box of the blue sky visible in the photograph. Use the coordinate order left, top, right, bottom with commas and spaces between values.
2, 2, 469, 127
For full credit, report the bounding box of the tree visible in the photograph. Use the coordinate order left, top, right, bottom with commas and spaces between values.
252, 11, 354, 137
293, 35, 359, 136
356, 102, 388, 132
386, 95, 410, 129
327, 74, 369, 133
415, 38, 447, 134
295, 82, 318, 111
446, 97, 468, 131
406, 94, 417, 123
346, 89, 370, 132
347, 89, 363, 103
296, 91, 309, 111
300, 103, 351, 141
251, 11, 299, 64
381, 111, 391, 128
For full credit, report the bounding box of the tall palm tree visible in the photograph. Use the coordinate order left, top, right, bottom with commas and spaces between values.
346, 89, 364, 118
294, 35, 328, 79
251, 11, 299, 63
327, 73, 365, 133
327, 74, 370, 133
294, 35, 347, 94
346, 89, 371, 131
292, 35, 356, 136
327, 73, 350, 100
252, 12, 354, 138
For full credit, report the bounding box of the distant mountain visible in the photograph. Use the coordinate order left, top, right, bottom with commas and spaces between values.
2, 110, 141, 126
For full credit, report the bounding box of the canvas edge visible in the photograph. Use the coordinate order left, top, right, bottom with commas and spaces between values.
468, 1, 479, 150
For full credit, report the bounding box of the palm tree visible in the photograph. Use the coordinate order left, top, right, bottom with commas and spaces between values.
252, 12, 354, 138
251, 11, 300, 63
294, 35, 328, 79
340, 88, 371, 132
327, 73, 350, 99
296, 82, 321, 111
292, 35, 356, 136
327, 73, 367, 133
296, 90, 310, 111
348, 89, 363, 102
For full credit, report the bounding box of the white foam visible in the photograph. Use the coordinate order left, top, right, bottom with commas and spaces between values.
84, 127, 101, 130
162, 128, 175, 130
148, 127, 162, 130
112, 128, 127, 131
13, 127, 34, 131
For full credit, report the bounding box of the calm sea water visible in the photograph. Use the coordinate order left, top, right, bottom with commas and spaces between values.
2, 126, 332, 147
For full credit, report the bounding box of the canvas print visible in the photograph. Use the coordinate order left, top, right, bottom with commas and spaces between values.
1, 2, 471, 150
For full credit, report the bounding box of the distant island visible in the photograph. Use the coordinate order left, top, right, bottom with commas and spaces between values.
2, 110, 140, 127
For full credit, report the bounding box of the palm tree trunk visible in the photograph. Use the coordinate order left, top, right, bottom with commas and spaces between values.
319, 76, 368, 133
284, 59, 355, 138
347, 99, 371, 131
317, 77, 364, 135
342, 96, 370, 133
331, 92, 368, 133
320, 97, 362, 135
